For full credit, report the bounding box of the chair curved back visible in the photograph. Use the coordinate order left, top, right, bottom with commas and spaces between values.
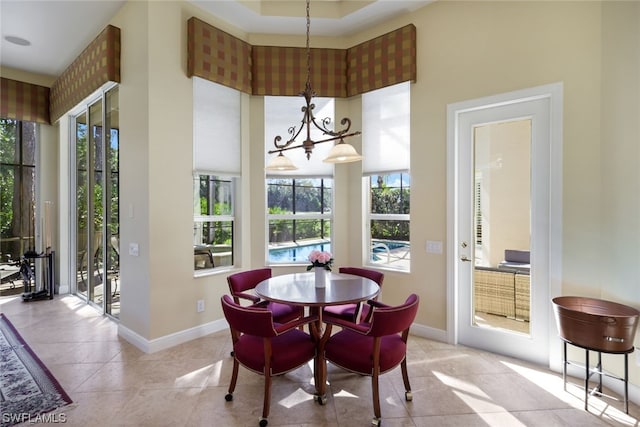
227, 268, 271, 303
367, 293, 419, 337
221, 294, 277, 337
226, 268, 303, 326
339, 267, 384, 287
323, 267, 384, 324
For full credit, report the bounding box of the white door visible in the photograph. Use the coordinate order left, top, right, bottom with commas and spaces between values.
447, 84, 563, 365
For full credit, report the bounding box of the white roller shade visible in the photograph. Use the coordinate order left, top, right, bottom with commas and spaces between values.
193, 77, 241, 175
362, 82, 410, 175
265, 96, 334, 178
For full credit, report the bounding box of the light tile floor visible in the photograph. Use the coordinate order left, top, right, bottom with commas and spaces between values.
1, 294, 638, 427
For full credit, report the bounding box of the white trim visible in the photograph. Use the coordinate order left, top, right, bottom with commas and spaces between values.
409, 322, 448, 344
117, 318, 229, 354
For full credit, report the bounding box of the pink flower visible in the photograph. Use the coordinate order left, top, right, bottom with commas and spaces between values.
307, 250, 333, 271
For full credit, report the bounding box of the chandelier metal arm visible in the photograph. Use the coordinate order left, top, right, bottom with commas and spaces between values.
268, 130, 362, 155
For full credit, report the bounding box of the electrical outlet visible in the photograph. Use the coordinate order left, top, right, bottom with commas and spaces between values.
128, 242, 139, 257
197, 299, 205, 313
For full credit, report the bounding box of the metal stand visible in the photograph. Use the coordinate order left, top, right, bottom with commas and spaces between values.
561, 340, 633, 414
21, 251, 55, 302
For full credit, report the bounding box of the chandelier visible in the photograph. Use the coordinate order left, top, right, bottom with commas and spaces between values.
265, 0, 362, 172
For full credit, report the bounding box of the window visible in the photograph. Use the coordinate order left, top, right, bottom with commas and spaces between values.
0, 120, 37, 271
193, 78, 240, 272
368, 174, 410, 269
193, 175, 234, 270
264, 95, 336, 264
362, 82, 411, 270
267, 178, 332, 264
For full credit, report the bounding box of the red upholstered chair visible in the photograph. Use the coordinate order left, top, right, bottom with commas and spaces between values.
323, 267, 384, 323
227, 268, 303, 324
221, 295, 317, 427
324, 294, 420, 427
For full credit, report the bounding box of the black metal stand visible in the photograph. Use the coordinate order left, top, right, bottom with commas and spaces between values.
21, 251, 55, 302
561, 339, 633, 414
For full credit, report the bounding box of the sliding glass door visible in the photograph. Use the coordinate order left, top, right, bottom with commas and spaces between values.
72, 85, 119, 317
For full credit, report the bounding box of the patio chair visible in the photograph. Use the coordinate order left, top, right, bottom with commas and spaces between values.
221, 295, 318, 427
324, 293, 419, 426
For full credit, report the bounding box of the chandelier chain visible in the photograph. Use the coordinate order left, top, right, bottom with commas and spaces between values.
306, 0, 311, 88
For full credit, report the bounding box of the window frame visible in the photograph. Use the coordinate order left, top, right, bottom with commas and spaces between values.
266, 177, 334, 266
193, 174, 237, 275
0, 119, 39, 265
364, 173, 411, 272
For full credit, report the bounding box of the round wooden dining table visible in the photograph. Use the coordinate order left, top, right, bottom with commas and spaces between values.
255, 271, 380, 403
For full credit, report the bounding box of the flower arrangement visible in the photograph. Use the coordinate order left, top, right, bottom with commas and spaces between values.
307, 250, 333, 271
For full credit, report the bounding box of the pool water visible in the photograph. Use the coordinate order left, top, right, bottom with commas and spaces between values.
268, 240, 409, 263
268, 242, 331, 263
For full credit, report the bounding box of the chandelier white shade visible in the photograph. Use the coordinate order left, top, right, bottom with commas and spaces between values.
323, 141, 363, 163
266, 152, 297, 171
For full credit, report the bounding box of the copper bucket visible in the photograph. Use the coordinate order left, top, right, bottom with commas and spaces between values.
552, 296, 639, 353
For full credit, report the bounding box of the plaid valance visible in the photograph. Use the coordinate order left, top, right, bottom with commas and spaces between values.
187, 17, 416, 97
50, 25, 121, 122
252, 46, 346, 97
187, 17, 252, 93
347, 25, 417, 96
0, 78, 51, 124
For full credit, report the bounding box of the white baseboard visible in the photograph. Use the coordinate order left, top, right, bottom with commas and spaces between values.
118, 318, 229, 354
409, 322, 449, 343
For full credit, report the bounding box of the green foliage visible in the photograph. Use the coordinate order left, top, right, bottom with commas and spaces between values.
370, 177, 410, 241
371, 219, 409, 241
267, 179, 332, 243
371, 187, 410, 215
0, 168, 14, 237
0, 120, 17, 237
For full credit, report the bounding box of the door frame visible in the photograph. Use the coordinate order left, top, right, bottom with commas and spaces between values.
446, 82, 563, 367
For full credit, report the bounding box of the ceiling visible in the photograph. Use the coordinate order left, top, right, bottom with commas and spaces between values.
0, 0, 431, 78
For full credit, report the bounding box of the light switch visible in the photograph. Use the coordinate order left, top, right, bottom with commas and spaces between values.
129, 242, 139, 257
426, 240, 443, 254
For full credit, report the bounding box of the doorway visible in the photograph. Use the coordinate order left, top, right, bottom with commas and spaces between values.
447, 83, 563, 365
71, 84, 120, 318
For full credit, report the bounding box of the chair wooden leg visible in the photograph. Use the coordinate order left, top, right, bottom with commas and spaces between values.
262, 374, 272, 422
225, 359, 240, 401
400, 358, 413, 400
371, 372, 382, 422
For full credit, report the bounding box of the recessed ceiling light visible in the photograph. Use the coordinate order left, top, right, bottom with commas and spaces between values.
4, 35, 31, 46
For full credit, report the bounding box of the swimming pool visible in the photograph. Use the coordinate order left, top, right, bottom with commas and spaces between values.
268, 242, 331, 263
268, 240, 409, 263
371, 240, 410, 262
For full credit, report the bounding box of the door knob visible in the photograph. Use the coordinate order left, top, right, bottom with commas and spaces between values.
460, 255, 472, 262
